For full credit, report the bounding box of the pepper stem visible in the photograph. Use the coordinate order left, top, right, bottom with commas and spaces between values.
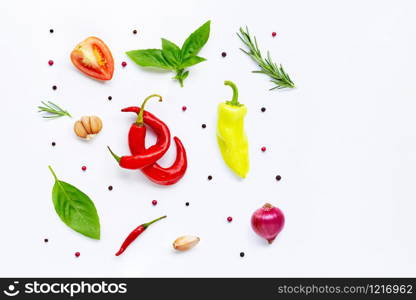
107, 146, 121, 163
48, 165, 59, 181
136, 94, 163, 125
224, 80, 240, 106
143, 215, 167, 229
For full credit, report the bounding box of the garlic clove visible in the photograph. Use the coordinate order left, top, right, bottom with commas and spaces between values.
74, 116, 103, 139
173, 235, 200, 251
81, 116, 92, 134
90, 116, 103, 134
74, 120, 88, 138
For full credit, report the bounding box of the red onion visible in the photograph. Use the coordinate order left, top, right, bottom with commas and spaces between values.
251, 203, 285, 244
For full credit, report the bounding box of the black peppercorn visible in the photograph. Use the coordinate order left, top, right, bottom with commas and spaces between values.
275, 175, 282, 181
240, 252, 245, 257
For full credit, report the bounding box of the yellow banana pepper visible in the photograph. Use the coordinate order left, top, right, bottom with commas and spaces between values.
217, 81, 249, 178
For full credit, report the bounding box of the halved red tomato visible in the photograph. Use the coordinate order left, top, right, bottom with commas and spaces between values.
70, 36, 114, 81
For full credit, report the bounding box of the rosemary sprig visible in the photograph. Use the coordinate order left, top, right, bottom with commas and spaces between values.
237, 26, 295, 90
38, 101, 72, 119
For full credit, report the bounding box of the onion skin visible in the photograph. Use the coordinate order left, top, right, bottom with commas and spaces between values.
251, 203, 285, 244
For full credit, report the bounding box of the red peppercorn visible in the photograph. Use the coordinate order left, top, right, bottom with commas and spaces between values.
152, 200, 157, 206
182, 106, 187, 111
261, 146, 266, 152
272, 32, 277, 37
81, 166, 87, 171
121, 61, 127, 67
75, 252, 80, 257
48, 60, 54, 66
227, 216, 233, 222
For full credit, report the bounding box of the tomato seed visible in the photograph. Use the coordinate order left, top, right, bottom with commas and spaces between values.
152, 200, 157, 206
121, 61, 127, 67
48, 60, 54, 66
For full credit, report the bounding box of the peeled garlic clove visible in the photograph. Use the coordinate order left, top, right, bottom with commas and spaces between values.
173, 235, 200, 251
81, 116, 92, 133
74, 116, 103, 139
74, 120, 89, 138
90, 116, 103, 134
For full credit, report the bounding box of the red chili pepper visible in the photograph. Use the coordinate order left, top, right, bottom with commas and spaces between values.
115, 215, 166, 256
122, 107, 188, 185
107, 95, 171, 170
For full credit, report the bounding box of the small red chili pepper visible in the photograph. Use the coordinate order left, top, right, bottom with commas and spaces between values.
122, 107, 188, 185
115, 215, 166, 256
108, 95, 171, 170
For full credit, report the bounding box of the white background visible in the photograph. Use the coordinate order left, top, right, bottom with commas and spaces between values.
1, 0, 416, 277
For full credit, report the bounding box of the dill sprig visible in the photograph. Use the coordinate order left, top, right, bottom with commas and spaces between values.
38, 101, 72, 119
237, 26, 295, 90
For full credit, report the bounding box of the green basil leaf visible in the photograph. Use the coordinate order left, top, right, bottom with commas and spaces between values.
161, 38, 181, 66
181, 20, 211, 60
126, 49, 173, 70
180, 56, 206, 69
49, 166, 100, 239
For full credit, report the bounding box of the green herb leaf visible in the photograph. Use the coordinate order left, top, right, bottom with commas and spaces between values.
180, 56, 206, 69
49, 166, 100, 240
126, 20, 210, 87
38, 101, 71, 119
181, 20, 211, 60
237, 26, 295, 90
126, 49, 172, 70
161, 38, 181, 66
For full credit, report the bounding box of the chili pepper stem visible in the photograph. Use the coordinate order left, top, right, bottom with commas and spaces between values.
224, 80, 240, 106
48, 165, 59, 181
143, 215, 167, 229
136, 94, 163, 125
107, 146, 121, 163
